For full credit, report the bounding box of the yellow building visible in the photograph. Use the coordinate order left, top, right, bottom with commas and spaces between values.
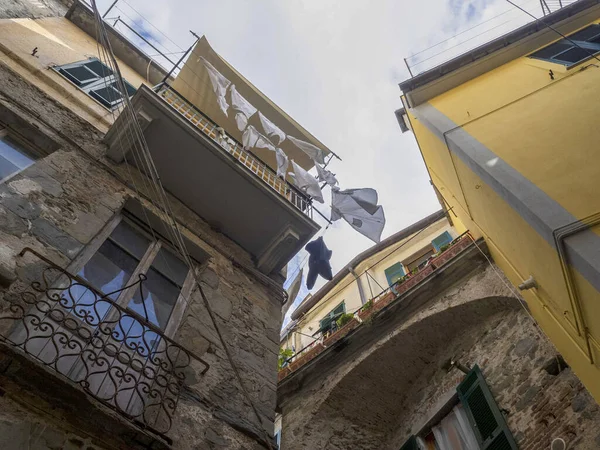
398, 0, 600, 402
287, 210, 459, 352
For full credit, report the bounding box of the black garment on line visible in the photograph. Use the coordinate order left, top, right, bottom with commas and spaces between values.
305, 237, 333, 290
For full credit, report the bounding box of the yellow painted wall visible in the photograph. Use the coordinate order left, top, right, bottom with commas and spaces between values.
292, 217, 456, 351
406, 19, 600, 401
0, 17, 150, 132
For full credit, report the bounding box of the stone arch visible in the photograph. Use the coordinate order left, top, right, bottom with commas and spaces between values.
281, 288, 524, 450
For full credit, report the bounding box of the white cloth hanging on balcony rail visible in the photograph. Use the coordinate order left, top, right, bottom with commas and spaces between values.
315, 164, 338, 186
331, 187, 385, 243
199, 56, 230, 116
242, 126, 259, 149
287, 135, 326, 165
291, 160, 324, 203
258, 112, 286, 146
283, 268, 303, 316
229, 84, 257, 131
275, 147, 289, 179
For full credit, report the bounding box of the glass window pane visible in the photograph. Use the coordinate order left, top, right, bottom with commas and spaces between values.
108, 221, 151, 260
84, 60, 114, 78
569, 24, 600, 42
0, 137, 35, 183
59, 66, 99, 86
555, 47, 592, 64
126, 266, 180, 330
530, 42, 572, 61
90, 83, 123, 107
152, 247, 188, 287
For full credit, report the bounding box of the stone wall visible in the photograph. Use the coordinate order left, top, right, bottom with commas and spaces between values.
279, 263, 600, 450
0, 40, 280, 450
0, 0, 71, 20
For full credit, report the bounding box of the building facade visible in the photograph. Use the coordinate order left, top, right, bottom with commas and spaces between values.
0, 1, 326, 448
277, 212, 600, 449
398, 0, 600, 404
284, 210, 458, 354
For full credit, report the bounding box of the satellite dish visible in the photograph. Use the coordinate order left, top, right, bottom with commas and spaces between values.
551, 437, 566, 450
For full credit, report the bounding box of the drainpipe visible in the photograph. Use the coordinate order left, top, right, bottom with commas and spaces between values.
349, 266, 368, 305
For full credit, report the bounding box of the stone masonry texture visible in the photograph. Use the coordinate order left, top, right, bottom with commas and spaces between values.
0, 12, 282, 450
279, 264, 600, 450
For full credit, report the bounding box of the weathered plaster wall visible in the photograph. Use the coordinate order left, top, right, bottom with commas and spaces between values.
0, 0, 71, 20
279, 265, 600, 449
0, 46, 280, 450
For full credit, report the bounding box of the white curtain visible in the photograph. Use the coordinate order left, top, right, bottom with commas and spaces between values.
431, 404, 478, 450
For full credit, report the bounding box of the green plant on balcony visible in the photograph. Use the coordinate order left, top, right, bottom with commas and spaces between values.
438, 243, 451, 253
361, 300, 373, 312
336, 313, 355, 329
278, 347, 294, 370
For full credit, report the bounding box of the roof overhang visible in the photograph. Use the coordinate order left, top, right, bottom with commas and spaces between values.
400, 0, 600, 107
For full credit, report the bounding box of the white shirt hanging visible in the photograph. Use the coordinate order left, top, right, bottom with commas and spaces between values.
331, 188, 385, 243
291, 160, 324, 203
242, 126, 260, 149
229, 84, 257, 131
275, 148, 289, 179
315, 164, 338, 186
258, 112, 286, 146
287, 135, 326, 165
199, 57, 231, 116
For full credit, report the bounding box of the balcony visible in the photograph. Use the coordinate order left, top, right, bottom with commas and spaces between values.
0, 248, 209, 446
278, 233, 477, 381
105, 84, 320, 274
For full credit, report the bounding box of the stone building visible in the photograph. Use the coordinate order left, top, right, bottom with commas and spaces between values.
0, 1, 329, 448
277, 212, 600, 449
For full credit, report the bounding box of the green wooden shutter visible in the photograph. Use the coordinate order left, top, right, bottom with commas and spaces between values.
431, 231, 453, 251
398, 435, 418, 450
457, 365, 517, 450
385, 262, 405, 286
319, 302, 345, 333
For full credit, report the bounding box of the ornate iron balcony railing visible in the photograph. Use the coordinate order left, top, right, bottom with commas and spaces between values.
156, 83, 314, 219
0, 248, 209, 438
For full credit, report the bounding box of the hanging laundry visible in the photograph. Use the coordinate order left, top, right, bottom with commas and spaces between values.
287, 135, 326, 165
275, 147, 289, 179
282, 268, 303, 316
242, 126, 259, 149
255, 134, 276, 152
291, 160, 324, 203
199, 57, 230, 116
258, 112, 286, 146
315, 164, 338, 186
331, 188, 386, 243
229, 84, 257, 131
305, 237, 333, 290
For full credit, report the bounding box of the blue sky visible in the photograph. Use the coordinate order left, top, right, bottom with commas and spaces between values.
92, 0, 545, 326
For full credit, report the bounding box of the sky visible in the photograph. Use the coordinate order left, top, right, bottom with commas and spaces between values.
92, 0, 549, 326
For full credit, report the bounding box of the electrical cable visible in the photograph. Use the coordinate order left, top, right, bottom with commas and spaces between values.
89, 3, 275, 447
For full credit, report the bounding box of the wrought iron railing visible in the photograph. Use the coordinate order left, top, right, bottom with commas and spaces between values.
0, 248, 209, 438
155, 83, 314, 219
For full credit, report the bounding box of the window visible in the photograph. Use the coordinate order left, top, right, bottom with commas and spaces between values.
71, 216, 192, 351
400, 365, 517, 450
529, 24, 600, 66
54, 58, 137, 109
404, 246, 435, 273
0, 130, 38, 183
384, 262, 405, 286
431, 231, 453, 252
457, 366, 517, 449
319, 301, 346, 334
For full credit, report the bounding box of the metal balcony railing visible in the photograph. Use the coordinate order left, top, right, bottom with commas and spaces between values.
0, 248, 209, 438
156, 84, 314, 219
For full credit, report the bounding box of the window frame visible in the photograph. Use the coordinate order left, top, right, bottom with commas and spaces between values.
0, 125, 44, 184
384, 261, 405, 287
66, 212, 197, 340
53, 58, 137, 111
318, 301, 346, 334
528, 24, 600, 67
